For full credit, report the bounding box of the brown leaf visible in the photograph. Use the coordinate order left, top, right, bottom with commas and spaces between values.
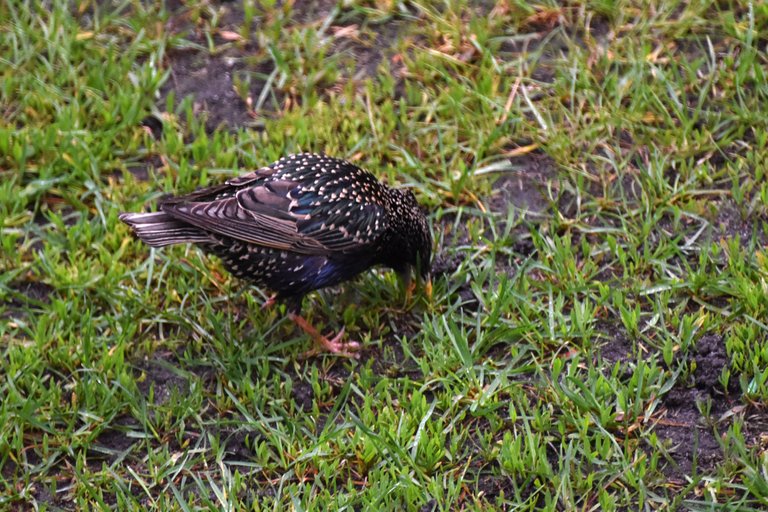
332, 25, 359, 39
218, 30, 244, 41
523, 8, 563, 32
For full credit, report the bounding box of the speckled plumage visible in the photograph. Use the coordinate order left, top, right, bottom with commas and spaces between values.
120, 153, 432, 353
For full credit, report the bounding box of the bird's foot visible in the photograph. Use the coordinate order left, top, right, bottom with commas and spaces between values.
289, 313, 361, 358
261, 294, 278, 310
307, 326, 361, 358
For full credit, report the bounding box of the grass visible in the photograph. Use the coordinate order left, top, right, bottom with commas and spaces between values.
2, 0, 768, 509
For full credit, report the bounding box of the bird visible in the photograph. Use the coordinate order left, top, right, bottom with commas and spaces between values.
119, 153, 432, 356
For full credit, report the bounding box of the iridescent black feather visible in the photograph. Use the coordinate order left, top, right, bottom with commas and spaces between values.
120, 153, 432, 312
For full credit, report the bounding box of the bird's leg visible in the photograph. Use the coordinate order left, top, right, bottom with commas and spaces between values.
288, 313, 361, 358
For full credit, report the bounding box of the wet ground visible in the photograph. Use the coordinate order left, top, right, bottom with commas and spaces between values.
8, 1, 766, 507
137, 2, 763, 498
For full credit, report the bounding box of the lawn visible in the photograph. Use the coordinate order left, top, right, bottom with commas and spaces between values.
2, 0, 768, 510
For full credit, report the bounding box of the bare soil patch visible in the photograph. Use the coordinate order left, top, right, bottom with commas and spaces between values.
109, 2, 754, 505
488, 152, 557, 218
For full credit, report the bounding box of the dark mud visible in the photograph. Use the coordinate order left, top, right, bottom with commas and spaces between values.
488, 151, 557, 218
55, 1, 756, 507
156, 0, 419, 133
602, 327, 737, 483
656, 338, 728, 472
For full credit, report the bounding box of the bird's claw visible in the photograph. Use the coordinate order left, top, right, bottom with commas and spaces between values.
321, 327, 361, 357
302, 327, 361, 359
290, 313, 361, 358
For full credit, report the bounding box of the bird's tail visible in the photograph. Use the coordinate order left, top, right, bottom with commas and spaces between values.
119, 211, 213, 247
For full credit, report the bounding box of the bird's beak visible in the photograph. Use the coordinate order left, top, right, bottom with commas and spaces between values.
405, 279, 416, 303
424, 277, 433, 302
418, 269, 432, 305
401, 269, 432, 304
398, 269, 415, 303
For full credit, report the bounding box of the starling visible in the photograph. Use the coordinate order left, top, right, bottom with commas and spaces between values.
120, 153, 432, 356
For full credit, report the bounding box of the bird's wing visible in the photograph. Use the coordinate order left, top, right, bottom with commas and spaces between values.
292, 197, 390, 254
161, 178, 320, 253
161, 172, 389, 255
